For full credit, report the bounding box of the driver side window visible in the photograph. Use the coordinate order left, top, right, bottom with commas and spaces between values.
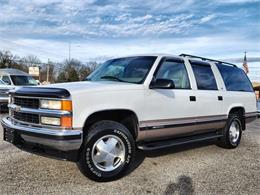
155, 59, 190, 89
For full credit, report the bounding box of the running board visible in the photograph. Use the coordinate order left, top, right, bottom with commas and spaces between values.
137, 132, 223, 151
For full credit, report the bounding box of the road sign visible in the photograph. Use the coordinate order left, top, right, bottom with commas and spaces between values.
29, 66, 40, 77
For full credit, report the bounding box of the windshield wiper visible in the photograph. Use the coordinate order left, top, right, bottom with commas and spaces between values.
100, 76, 124, 82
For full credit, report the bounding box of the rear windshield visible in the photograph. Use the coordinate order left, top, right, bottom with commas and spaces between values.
216, 64, 253, 92
10, 75, 38, 86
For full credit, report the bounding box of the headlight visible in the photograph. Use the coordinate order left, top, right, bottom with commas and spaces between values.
40, 100, 61, 110
41, 116, 60, 126
40, 100, 72, 111
40, 116, 72, 127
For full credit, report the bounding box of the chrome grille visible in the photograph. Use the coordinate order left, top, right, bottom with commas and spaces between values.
14, 97, 39, 109
0, 89, 9, 97
13, 111, 40, 124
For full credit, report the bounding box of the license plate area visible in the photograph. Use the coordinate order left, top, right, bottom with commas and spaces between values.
3, 128, 16, 144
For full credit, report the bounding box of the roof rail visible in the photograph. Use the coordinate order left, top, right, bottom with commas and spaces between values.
179, 53, 237, 67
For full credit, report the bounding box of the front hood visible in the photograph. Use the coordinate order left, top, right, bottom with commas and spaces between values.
13, 81, 144, 98
11, 81, 143, 98
45, 81, 143, 93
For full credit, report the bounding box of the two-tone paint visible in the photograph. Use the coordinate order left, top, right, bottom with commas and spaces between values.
1, 54, 257, 158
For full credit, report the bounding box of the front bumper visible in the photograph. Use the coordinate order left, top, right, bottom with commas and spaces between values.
1, 117, 83, 161
0, 96, 8, 104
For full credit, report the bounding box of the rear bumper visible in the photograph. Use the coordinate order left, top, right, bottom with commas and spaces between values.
1, 117, 83, 161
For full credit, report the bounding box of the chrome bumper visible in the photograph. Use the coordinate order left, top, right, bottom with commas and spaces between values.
0, 96, 8, 103
1, 117, 83, 151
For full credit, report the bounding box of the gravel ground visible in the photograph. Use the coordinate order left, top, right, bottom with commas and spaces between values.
0, 114, 259, 195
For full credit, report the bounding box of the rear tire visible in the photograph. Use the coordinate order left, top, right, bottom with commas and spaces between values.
217, 115, 242, 149
77, 120, 136, 182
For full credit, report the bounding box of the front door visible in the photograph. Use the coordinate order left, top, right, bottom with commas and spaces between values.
140, 57, 198, 141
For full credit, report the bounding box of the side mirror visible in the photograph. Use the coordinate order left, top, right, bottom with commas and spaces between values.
150, 79, 175, 89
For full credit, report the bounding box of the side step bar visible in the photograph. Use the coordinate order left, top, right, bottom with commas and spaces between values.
137, 132, 223, 151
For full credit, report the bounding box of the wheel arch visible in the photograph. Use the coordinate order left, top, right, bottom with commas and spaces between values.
82, 109, 140, 139
228, 106, 246, 130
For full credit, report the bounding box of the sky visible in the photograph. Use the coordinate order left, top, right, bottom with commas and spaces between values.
0, 0, 259, 67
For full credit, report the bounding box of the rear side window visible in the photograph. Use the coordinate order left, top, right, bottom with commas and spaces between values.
190, 61, 218, 90
155, 59, 190, 89
216, 64, 254, 92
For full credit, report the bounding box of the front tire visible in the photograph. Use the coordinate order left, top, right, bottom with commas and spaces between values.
217, 115, 242, 149
77, 120, 136, 182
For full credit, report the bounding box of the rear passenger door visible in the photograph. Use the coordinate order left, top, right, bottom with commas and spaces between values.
189, 60, 226, 132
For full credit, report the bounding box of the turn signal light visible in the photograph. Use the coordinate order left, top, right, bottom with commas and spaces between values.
61, 116, 72, 128
61, 100, 72, 111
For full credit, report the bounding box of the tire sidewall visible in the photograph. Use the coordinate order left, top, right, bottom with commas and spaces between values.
79, 121, 135, 181
226, 116, 242, 147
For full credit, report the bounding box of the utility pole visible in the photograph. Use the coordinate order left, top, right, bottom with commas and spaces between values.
243, 51, 249, 74
47, 59, 50, 83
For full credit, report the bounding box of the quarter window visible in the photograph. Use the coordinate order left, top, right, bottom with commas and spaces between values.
191, 62, 218, 90
155, 59, 190, 89
216, 64, 253, 92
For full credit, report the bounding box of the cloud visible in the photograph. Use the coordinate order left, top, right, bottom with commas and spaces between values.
216, 0, 260, 4
199, 14, 216, 23
0, 34, 258, 62
0, 0, 259, 62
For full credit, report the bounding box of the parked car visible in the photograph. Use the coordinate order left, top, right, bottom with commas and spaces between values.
2, 54, 257, 181
0, 69, 38, 112
0, 79, 14, 112
0, 68, 38, 86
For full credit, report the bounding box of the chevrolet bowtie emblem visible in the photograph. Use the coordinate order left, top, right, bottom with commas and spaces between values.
15, 106, 21, 112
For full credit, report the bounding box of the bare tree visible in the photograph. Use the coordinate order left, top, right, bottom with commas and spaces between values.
56, 58, 98, 83
0, 50, 19, 68
20, 55, 41, 66
0, 50, 27, 71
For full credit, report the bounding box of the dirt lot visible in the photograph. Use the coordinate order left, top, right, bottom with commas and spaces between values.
0, 115, 259, 195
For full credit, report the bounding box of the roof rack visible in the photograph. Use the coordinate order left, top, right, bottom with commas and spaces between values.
179, 54, 237, 67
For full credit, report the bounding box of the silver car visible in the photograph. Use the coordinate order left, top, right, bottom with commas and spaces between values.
0, 79, 14, 112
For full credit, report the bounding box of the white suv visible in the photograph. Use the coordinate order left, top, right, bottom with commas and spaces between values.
2, 54, 257, 181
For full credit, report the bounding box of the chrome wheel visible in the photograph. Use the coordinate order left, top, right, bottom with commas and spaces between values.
91, 135, 126, 172
229, 120, 240, 144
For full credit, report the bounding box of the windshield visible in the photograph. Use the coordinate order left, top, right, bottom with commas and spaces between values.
86, 56, 157, 84
10, 75, 38, 86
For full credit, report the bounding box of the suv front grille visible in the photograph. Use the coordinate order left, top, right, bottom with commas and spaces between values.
14, 97, 39, 109
13, 111, 40, 124
0, 89, 9, 97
